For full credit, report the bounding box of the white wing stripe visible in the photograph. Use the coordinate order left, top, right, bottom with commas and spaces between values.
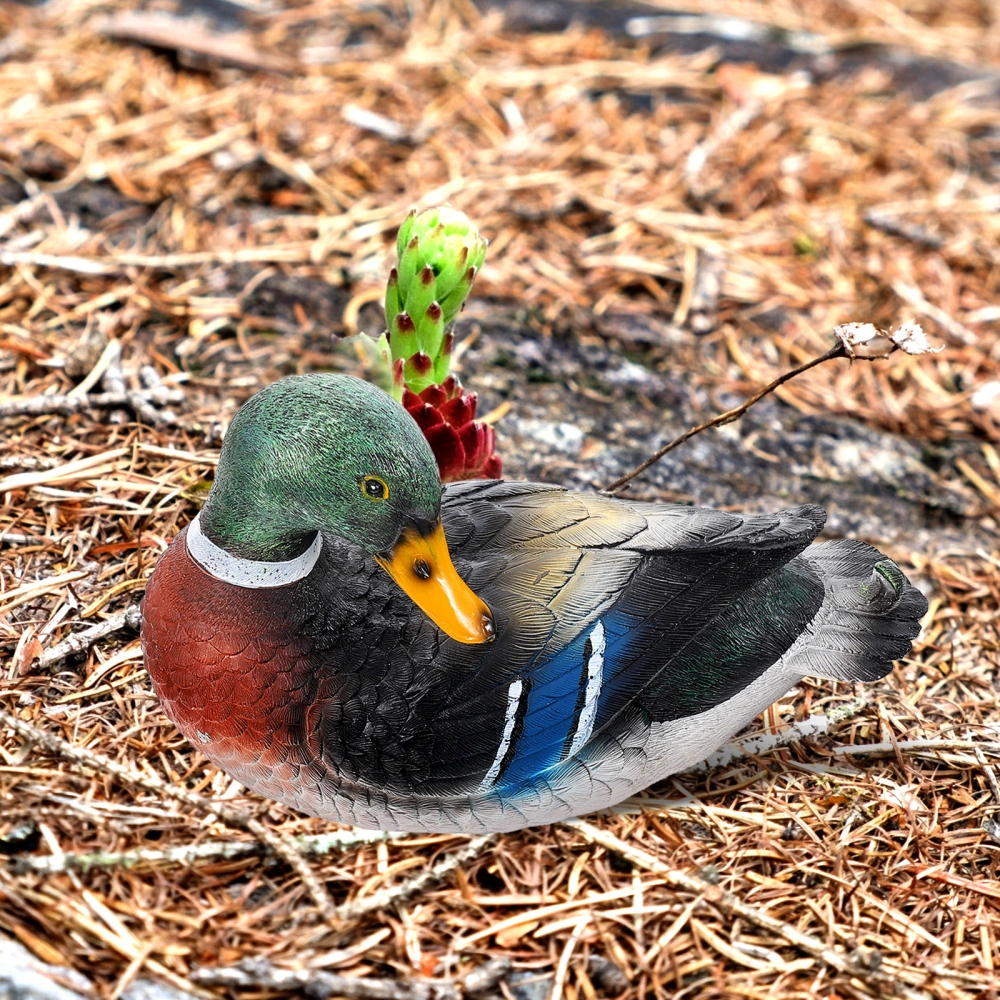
481, 679, 523, 790
568, 620, 605, 757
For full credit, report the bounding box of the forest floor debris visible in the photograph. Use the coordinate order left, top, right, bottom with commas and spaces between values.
1, 1, 999, 998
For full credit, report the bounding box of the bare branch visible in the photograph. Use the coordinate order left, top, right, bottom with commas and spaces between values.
0, 388, 184, 425
97, 12, 299, 75
332, 834, 498, 923
191, 957, 511, 1000
38, 604, 142, 670
606, 341, 846, 492
607, 319, 942, 493
12, 827, 397, 876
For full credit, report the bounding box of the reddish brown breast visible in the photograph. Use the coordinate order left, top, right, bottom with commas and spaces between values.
140, 526, 323, 790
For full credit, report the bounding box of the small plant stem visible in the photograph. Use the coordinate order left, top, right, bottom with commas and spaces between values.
605, 341, 847, 493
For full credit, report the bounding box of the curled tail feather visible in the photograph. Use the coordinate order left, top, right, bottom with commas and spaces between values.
788, 540, 927, 682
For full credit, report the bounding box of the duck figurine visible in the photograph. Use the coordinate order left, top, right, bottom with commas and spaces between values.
141, 373, 926, 833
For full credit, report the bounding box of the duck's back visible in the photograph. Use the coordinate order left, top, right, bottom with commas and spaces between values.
141, 481, 925, 832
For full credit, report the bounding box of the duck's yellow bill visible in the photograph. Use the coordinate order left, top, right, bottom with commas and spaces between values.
375, 522, 495, 645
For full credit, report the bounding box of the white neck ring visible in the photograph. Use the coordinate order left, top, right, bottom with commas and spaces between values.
186, 511, 322, 589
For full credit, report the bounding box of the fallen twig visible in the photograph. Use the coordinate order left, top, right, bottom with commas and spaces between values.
864, 208, 944, 250
0, 708, 495, 924
332, 834, 498, 923
0, 531, 42, 545
624, 13, 832, 55
191, 956, 511, 1000
834, 738, 1000, 759
0, 388, 184, 425
0, 455, 62, 471
684, 695, 872, 773
11, 827, 396, 876
0, 709, 338, 923
38, 604, 142, 671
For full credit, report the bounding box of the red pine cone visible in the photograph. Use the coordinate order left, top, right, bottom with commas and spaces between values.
402, 377, 503, 482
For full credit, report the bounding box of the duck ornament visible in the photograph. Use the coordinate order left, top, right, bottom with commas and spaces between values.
142, 371, 926, 833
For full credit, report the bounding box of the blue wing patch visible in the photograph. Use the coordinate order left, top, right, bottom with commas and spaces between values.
489, 612, 641, 794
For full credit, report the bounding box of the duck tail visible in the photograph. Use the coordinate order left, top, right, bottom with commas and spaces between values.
786, 540, 927, 682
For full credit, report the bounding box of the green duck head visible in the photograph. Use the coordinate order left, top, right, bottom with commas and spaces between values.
199, 373, 494, 644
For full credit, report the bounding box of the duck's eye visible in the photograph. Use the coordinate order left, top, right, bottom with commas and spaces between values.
360, 475, 389, 501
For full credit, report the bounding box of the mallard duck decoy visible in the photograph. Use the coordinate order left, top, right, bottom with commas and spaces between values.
141, 373, 926, 833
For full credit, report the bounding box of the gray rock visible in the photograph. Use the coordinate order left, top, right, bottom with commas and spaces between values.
506, 971, 553, 1000
0, 936, 91, 1000
514, 418, 585, 456
122, 981, 196, 1000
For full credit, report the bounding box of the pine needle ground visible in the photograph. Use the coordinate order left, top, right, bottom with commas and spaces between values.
1, 2, 998, 998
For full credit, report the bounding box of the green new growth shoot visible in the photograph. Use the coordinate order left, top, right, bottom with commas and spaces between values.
355, 205, 488, 399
